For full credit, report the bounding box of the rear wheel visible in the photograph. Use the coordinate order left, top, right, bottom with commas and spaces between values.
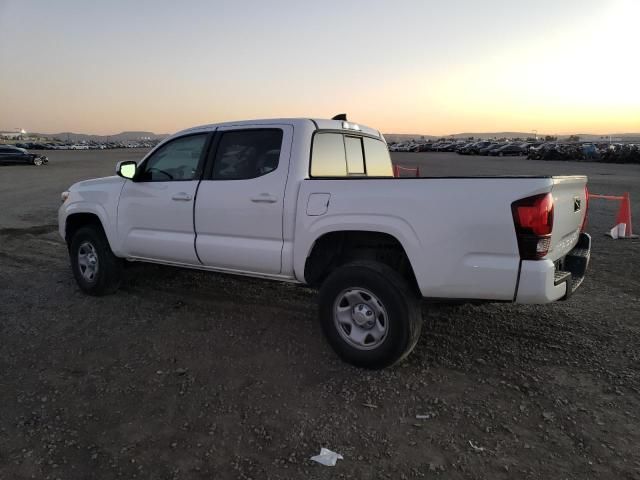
69, 225, 123, 295
318, 261, 422, 369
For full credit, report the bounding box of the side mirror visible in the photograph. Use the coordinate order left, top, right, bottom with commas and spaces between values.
116, 160, 137, 180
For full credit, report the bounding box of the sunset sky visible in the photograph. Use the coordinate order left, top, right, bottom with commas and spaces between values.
0, 0, 638, 136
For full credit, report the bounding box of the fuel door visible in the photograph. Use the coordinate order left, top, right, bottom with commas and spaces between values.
306, 193, 331, 216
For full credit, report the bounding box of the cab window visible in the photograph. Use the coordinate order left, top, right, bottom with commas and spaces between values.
363, 137, 393, 177
310, 132, 393, 177
345, 136, 365, 174
310, 133, 347, 176
138, 134, 208, 182
211, 129, 283, 180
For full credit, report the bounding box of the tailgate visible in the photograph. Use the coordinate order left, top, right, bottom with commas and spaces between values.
547, 176, 588, 261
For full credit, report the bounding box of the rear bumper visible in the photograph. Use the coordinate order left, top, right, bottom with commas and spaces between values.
515, 233, 591, 304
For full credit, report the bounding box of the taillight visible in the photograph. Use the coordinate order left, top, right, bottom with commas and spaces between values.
581, 185, 589, 233
511, 193, 554, 260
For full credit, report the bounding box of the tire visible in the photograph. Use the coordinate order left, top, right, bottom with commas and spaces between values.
318, 261, 422, 369
69, 225, 123, 295
32, 157, 43, 166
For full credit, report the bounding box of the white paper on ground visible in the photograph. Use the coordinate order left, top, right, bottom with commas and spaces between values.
608, 223, 626, 239
310, 448, 344, 466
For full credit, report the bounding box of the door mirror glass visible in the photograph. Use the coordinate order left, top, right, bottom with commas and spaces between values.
117, 161, 137, 179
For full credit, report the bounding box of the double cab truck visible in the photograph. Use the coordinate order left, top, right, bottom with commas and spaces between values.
59, 117, 591, 368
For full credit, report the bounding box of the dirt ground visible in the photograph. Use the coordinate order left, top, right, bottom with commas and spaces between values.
1, 150, 639, 479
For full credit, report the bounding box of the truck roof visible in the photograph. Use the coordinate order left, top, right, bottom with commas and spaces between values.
176, 118, 382, 139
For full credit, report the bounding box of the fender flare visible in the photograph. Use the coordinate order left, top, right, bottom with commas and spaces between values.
294, 214, 423, 284
62, 202, 120, 255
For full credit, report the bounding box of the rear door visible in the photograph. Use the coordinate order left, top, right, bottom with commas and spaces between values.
116, 133, 211, 264
548, 176, 588, 260
194, 125, 292, 274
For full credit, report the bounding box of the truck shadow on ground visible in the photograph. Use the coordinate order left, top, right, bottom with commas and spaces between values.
118, 261, 620, 384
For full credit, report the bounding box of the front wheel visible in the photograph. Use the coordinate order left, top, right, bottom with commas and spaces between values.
32, 157, 44, 166
318, 261, 422, 369
69, 225, 123, 295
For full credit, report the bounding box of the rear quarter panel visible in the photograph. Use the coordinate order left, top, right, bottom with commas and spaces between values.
294, 177, 555, 300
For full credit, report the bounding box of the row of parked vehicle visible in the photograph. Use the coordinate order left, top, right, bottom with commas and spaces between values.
12, 141, 160, 150
527, 142, 640, 163
391, 140, 540, 156
390, 139, 640, 163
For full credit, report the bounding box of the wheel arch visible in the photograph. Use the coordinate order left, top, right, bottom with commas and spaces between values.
302, 229, 420, 294
65, 212, 104, 242
63, 205, 118, 254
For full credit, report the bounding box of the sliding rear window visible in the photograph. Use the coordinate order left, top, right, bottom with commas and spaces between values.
310, 132, 393, 177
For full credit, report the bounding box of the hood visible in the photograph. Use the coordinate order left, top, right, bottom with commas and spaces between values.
70, 175, 124, 191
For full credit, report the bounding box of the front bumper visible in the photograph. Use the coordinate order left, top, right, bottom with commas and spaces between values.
515, 233, 591, 304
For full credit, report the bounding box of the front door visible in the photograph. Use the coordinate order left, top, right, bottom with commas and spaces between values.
117, 132, 210, 264
194, 125, 292, 274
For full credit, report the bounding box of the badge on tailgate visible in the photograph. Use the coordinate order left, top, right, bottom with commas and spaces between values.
574, 197, 581, 212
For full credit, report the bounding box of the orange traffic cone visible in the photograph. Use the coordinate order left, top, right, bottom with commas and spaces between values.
609, 192, 637, 239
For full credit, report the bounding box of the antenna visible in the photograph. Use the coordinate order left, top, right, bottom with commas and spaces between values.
331, 114, 348, 121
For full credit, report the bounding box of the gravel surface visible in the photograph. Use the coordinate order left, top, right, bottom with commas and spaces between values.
1, 150, 639, 479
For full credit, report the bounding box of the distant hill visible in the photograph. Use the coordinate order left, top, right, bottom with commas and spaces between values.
384, 132, 640, 143
33, 131, 169, 142
382, 134, 436, 143
572, 133, 640, 142
383, 132, 545, 143
13, 129, 640, 144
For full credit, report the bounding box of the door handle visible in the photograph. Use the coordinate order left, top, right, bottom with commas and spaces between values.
250, 193, 278, 203
171, 192, 192, 201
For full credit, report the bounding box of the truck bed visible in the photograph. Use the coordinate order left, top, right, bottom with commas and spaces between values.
293, 175, 587, 301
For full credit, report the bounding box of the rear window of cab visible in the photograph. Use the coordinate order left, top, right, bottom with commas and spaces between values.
310, 132, 393, 177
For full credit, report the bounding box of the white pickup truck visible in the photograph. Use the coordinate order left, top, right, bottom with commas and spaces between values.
59, 117, 591, 368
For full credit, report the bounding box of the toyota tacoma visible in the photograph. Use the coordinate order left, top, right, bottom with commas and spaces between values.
59, 117, 591, 368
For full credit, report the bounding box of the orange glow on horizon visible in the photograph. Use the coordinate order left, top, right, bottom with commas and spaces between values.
0, 0, 638, 137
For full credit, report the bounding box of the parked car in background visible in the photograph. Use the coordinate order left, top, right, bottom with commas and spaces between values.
454, 142, 474, 153
389, 142, 413, 152
524, 142, 544, 152
0, 145, 48, 166
600, 144, 640, 163
416, 143, 434, 152
489, 143, 526, 157
478, 143, 502, 155
434, 142, 455, 152
440, 143, 456, 152
459, 141, 491, 155
527, 143, 554, 159
70, 144, 90, 150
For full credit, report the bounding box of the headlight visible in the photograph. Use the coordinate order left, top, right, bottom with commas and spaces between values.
61, 191, 70, 202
